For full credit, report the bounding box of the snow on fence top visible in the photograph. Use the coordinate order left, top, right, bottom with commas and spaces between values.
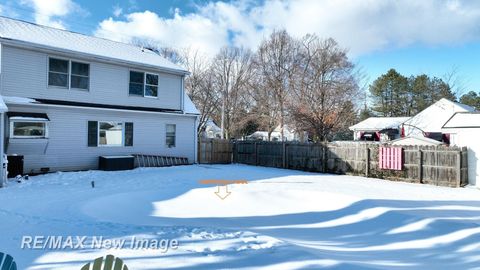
0, 16, 188, 74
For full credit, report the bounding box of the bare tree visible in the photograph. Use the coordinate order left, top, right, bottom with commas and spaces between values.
210, 46, 253, 139
253, 30, 298, 140
290, 35, 359, 142
181, 48, 218, 133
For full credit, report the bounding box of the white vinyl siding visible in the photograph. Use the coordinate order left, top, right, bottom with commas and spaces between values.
1, 46, 182, 110
5, 104, 196, 173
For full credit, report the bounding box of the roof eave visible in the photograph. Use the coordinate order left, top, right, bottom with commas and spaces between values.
0, 38, 190, 76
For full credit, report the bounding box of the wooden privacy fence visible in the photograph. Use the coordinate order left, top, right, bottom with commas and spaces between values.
199, 139, 468, 187
198, 139, 233, 164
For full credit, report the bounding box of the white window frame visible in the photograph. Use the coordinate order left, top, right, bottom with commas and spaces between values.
70, 60, 90, 91
10, 120, 49, 139
47, 56, 70, 89
129, 70, 159, 98
47, 56, 90, 91
165, 124, 176, 148
97, 121, 124, 147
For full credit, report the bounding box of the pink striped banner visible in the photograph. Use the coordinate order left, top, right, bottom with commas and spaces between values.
379, 147, 403, 170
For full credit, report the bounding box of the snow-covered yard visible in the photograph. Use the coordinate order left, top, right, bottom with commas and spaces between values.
0, 164, 480, 269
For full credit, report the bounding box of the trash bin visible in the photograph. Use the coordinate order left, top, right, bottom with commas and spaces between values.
7, 155, 24, 178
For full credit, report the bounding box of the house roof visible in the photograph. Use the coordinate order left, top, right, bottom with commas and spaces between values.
183, 94, 200, 115
442, 112, 480, 129
404, 98, 475, 133
388, 136, 444, 146
349, 117, 410, 131
0, 16, 188, 74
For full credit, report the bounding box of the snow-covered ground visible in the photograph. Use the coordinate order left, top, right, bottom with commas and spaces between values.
0, 164, 480, 269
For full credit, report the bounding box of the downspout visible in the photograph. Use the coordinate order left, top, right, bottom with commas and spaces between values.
181, 76, 185, 113
194, 115, 198, 164
0, 112, 5, 187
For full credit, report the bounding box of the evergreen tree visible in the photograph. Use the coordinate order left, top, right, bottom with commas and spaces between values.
370, 70, 458, 116
369, 69, 409, 116
460, 91, 480, 110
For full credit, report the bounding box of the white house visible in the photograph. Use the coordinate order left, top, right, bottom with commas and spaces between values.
201, 119, 222, 139
0, 17, 199, 182
388, 136, 444, 146
442, 112, 480, 188
403, 98, 475, 141
246, 125, 301, 141
349, 117, 410, 141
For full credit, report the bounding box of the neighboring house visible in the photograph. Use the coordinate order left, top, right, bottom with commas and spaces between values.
403, 98, 475, 142
246, 125, 301, 141
349, 117, 410, 142
387, 136, 444, 146
442, 112, 480, 188
201, 119, 222, 139
0, 17, 199, 179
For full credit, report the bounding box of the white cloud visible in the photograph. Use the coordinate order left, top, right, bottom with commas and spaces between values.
21, 0, 82, 29
95, 9, 229, 56
113, 5, 123, 17
95, 0, 480, 57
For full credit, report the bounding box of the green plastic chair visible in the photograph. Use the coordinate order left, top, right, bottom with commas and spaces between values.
0, 252, 17, 270
81, 255, 128, 270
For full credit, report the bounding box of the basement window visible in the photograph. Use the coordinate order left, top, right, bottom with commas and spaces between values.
10, 120, 48, 138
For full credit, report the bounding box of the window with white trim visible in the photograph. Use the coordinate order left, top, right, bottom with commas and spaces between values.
71, 61, 90, 89
166, 124, 176, 147
10, 121, 48, 138
48, 57, 90, 90
129, 71, 159, 97
48, 58, 69, 88
98, 122, 123, 146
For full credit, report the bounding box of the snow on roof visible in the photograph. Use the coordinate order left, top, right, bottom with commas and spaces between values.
183, 94, 200, 115
388, 136, 443, 146
442, 112, 480, 129
2, 96, 38, 105
0, 16, 188, 74
349, 117, 410, 131
405, 98, 475, 133
0, 96, 7, 112
9, 116, 49, 121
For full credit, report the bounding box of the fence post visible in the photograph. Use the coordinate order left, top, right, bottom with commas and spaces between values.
253, 142, 258, 166
198, 139, 201, 164
322, 143, 327, 173
365, 148, 370, 177
418, 150, 423, 183
282, 142, 287, 168
456, 150, 462, 187
210, 139, 214, 163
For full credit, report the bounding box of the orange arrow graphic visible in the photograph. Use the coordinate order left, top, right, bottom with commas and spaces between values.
215, 185, 231, 200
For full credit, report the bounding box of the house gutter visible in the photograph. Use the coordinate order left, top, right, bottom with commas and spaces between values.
6, 101, 199, 118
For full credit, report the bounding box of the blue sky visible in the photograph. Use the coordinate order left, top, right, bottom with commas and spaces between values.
1, 0, 479, 95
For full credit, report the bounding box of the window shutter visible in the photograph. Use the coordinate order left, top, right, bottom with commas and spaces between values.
125, 122, 133, 146
87, 121, 98, 147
